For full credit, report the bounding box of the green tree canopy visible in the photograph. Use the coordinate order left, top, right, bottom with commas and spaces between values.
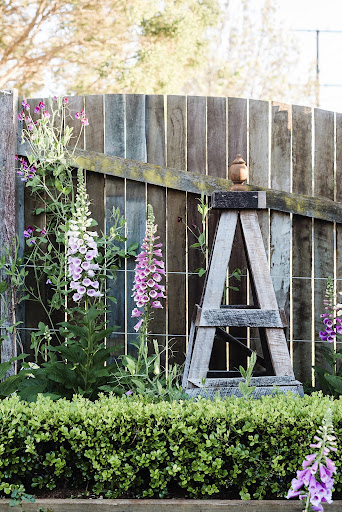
0, 0, 314, 105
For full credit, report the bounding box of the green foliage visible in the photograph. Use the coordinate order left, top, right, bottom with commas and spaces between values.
106, 338, 187, 401
18, 304, 117, 401
9, 487, 35, 508
0, 393, 340, 500
313, 276, 342, 397
238, 352, 257, 400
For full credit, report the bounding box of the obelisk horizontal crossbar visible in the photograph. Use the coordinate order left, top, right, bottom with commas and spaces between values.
211, 191, 267, 209
198, 308, 285, 328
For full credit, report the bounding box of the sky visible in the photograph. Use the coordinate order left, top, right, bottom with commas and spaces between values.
277, 0, 342, 112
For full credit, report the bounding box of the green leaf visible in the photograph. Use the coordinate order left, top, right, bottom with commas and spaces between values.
0, 280, 7, 293
35, 207, 45, 215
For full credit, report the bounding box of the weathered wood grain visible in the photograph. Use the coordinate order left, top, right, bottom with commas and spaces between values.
227, 97, 248, 371
313, 108, 334, 376
248, 99, 270, 363
199, 308, 285, 328
17, 145, 342, 223
207, 96, 227, 370
187, 96, 207, 363
125, 95, 146, 354
104, 95, 126, 355
146, 95, 167, 359
0, 90, 18, 369
187, 211, 238, 385
2, 498, 341, 512
166, 95, 187, 365
292, 105, 313, 384
23, 98, 48, 358
270, 102, 292, 345
212, 191, 266, 209
240, 210, 294, 377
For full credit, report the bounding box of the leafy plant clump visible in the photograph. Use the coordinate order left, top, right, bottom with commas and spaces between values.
0, 393, 340, 501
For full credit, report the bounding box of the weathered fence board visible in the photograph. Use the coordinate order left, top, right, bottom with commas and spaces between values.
0, 90, 18, 373
228, 97, 248, 371
292, 105, 313, 384
166, 95, 187, 365
270, 102, 291, 347
207, 96, 227, 370
146, 94, 167, 360
104, 94, 126, 355
313, 108, 335, 373
8, 92, 342, 384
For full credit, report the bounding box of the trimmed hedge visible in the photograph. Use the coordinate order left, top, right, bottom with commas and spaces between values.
0, 393, 341, 500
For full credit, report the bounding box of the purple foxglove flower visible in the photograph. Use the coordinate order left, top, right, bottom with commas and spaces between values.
86, 289, 96, 296
286, 488, 301, 498
34, 106, 40, 113
149, 290, 158, 298
77, 286, 86, 295
82, 278, 92, 287
134, 319, 143, 331
73, 293, 81, 301
151, 300, 162, 309
46, 278, 52, 284
81, 261, 91, 270
81, 117, 89, 126
125, 389, 133, 396
88, 270, 95, 277
39, 101, 45, 109
92, 280, 99, 289
75, 112, 80, 119
79, 246, 87, 254
132, 308, 143, 318
325, 458, 336, 473
152, 273, 162, 282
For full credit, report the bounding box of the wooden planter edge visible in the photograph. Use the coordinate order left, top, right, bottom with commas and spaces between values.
2, 499, 341, 511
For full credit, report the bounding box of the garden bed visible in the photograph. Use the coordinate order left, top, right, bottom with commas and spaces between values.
2, 499, 342, 512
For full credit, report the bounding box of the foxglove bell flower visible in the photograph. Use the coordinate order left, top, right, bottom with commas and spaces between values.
66, 169, 103, 302
286, 408, 337, 512
132, 204, 165, 334
319, 277, 342, 342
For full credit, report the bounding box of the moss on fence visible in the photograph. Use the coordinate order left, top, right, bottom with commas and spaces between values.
0, 393, 341, 500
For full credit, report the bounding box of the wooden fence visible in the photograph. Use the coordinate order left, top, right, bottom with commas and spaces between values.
2, 91, 342, 385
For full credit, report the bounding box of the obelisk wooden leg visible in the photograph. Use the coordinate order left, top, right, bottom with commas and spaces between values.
187, 211, 238, 386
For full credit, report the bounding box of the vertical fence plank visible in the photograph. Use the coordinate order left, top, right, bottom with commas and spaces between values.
66, 96, 85, 150
125, 94, 146, 354
313, 108, 334, 375
0, 90, 18, 369
146, 95, 167, 359
187, 96, 206, 362
166, 95, 187, 365
23, 98, 48, 357
84, 95, 105, 230
292, 105, 313, 384
270, 103, 292, 347
105, 94, 126, 354
248, 99, 270, 365
227, 97, 248, 371
336, 112, 342, 357
207, 96, 227, 370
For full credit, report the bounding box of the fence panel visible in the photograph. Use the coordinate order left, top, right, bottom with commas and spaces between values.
11, 92, 342, 383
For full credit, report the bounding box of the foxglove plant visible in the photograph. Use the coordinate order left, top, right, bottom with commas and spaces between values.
132, 204, 165, 340
319, 277, 342, 342
287, 408, 337, 512
66, 168, 103, 302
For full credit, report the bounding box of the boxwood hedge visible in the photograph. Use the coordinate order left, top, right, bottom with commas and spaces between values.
0, 393, 341, 500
